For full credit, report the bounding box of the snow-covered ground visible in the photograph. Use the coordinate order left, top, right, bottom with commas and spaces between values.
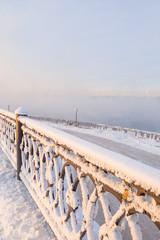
0, 147, 56, 240
42, 121, 160, 155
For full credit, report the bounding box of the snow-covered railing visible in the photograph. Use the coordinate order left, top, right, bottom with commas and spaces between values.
0, 109, 17, 168
30, 116, 160, 142
0, 108, 160, 239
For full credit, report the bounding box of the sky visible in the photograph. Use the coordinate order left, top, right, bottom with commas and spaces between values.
0, 1, 160, 130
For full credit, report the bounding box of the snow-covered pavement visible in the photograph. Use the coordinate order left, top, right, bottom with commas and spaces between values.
42, 121, 160, 170
0, 147, 56, 240
61, 129, 160, 169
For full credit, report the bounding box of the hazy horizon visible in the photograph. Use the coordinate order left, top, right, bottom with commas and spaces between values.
1, 95, 159, 133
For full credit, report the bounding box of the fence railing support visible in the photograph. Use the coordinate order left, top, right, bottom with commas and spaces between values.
15, 107, 28, 180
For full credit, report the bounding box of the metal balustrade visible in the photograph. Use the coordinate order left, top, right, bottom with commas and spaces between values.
0, 108, 160, 240
0, 110, 17, 168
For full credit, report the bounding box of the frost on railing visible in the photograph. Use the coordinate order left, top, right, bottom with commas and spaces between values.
0, 109, 160, 239
0, 110, 16, 168
19, 118, 160, 240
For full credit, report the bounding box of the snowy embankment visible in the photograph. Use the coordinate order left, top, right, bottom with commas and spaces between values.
42, 121, 160, 155
0, 148, 56, 240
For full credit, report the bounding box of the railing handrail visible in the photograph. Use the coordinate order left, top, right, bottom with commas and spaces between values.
0, 110, 160, 196
20, 117, 160, 197
29, 115, 160, 140
0, 109, 16, 120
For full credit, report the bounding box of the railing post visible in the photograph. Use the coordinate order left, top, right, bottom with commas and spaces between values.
15, 107, 28, 180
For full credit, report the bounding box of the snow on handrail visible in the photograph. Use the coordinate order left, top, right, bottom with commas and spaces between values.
0, 109, 16, 120
0, 110, 16, 168
20, 117, 160, 196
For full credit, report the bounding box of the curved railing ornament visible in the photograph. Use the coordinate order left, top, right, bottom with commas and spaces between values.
0, 108, 160, 240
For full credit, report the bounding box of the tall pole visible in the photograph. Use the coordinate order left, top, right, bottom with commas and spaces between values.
74, 108, 78, 126
76, 111, 77, 122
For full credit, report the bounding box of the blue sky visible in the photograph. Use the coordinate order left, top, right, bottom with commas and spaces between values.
0, 0, 160, 99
